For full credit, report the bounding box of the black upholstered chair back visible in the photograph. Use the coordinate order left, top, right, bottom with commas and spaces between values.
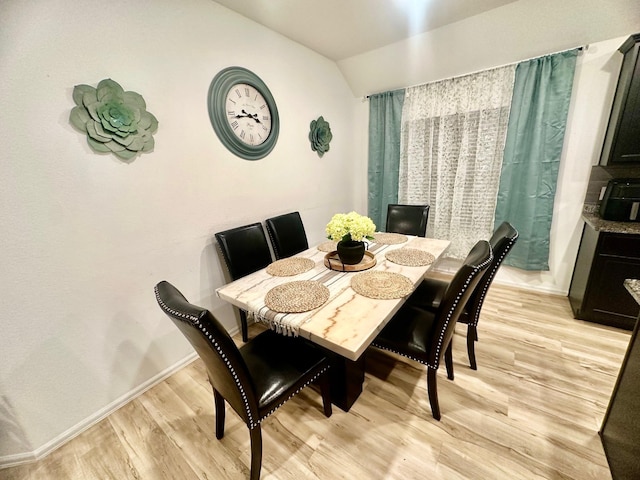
215, 223, 273, 280
265, 211, 309, 260
154, 281, 258, 425
372, 240, 493, 420
386, 204, 430, 237
215, 223, 272, 343
155, 281, 332, 478
463, 222, 518, 328
429, 240, 493, 367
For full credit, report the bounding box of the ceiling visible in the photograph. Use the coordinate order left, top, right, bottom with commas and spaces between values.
213, 0, 517, 61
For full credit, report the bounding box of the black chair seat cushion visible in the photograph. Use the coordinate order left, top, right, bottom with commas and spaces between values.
374, 304, 437, 366
240, 330, 329, 413
409, 278, 472, 325
410, 278, 447, 310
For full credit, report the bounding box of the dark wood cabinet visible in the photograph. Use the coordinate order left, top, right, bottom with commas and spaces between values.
600, 301, 640, 480
600, 34, 640, 166
568, 224, 640, 330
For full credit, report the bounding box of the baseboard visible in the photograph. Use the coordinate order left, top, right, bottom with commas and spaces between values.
431, 261, 568, 297
0, 451, 37, 470
0, 352, 198, 470
493, 277, 568, 296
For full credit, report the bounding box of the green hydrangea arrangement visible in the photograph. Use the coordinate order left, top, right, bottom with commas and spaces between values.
69, 78, 158, 161
326, 211, 376, 242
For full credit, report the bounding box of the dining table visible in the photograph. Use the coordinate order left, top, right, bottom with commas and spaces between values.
216, 233, 450, 411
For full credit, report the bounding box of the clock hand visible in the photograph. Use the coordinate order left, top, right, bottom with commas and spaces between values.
234, 109, 252, 119
233, 110, 263, 124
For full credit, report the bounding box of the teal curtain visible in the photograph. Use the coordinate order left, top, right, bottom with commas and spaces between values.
494, 49, 579, 270
367, 89, 405, 230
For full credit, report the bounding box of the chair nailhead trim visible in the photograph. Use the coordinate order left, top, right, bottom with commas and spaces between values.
155, 286, 329, 430
155, 286, 256, 427
469, 232, 518, 327
266, 227, 280, 259
375, 251, 494, 369
370, 343, 435, 369
431, 254, 493, 366
257, 366, 330, 425
216, 240, 232, 274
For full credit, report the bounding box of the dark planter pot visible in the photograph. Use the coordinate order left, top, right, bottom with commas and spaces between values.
337, 240, 366, 265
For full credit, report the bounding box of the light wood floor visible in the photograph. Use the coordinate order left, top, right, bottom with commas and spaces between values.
3, 284, 631, 479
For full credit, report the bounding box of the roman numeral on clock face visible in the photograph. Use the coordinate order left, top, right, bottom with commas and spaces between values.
223, 81, 273, 147
210, 68, 278, 157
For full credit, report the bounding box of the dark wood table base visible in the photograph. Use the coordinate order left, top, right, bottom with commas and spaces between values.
326, 352, 366, 412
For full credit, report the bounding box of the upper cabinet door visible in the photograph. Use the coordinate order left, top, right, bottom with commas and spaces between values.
600, 34, 640, 166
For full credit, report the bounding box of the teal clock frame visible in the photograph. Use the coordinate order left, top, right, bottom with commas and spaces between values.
207, 66, 279, 161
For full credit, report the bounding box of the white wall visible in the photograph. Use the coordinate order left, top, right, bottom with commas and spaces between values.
339, 0, 640, 97
1, 0, 637, 466
344, 0, 639, 294
0, 0, 359, 463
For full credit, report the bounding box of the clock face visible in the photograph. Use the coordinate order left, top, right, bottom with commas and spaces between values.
225, 83, 272, 146
208, 67, 279, 161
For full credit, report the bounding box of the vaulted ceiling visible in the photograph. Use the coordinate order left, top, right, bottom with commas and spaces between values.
213, 0, 640, 96
212, 0, 517, 61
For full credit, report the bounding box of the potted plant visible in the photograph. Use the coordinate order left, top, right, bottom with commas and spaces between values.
326, 211, 376, 264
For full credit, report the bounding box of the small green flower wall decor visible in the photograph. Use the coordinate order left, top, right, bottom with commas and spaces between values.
309, 116, 332, 157
69, 78, 158, 161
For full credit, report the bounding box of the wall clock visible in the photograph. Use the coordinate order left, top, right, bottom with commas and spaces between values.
208, 66, 279, 160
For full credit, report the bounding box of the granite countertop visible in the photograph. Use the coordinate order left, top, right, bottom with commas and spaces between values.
625, 279, 640, 306
582, 205, 640, 234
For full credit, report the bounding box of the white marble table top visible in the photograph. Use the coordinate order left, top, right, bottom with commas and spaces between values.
216, 236, 450, 360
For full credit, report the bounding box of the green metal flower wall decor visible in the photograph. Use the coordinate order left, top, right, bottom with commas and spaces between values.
69, 79, 158, 161
309, 116, 332, 157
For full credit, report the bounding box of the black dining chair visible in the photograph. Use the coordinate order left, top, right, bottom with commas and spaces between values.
385, 204, 430, 237
371, 240, 492, 420
215, 223, 273, 342
154, 281, 332, 480
409, 221, 519, 370
265, 211, 309, 260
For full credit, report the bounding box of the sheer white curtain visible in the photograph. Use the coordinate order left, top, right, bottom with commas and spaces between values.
399, 66, 516, 258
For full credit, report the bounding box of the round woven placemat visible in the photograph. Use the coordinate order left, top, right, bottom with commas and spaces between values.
317, 241, 338, 252
264, 280, 330, 313
373, 233, 408, 245
385, 248, 435, 267
266, 257, 315, 277
351, 271, 414, 300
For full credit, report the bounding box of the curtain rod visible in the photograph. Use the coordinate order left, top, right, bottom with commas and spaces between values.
364, 45, 586, 100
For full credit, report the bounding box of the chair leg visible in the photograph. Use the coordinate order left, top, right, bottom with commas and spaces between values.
213, 388, 225, 439
318, 371, 333, 417
467, 325, 478, 370
444, 342, 454, 380
249, 426, 262, 480
239, 309, 248, 342
427, 368, 441, 421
